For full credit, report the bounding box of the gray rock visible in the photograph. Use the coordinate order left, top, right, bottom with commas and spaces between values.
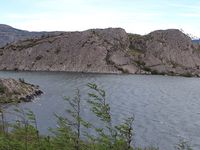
0, 27, 134, 73
0, 78, 43, 104
129, 29, 200, 76
0, 25, 200, 76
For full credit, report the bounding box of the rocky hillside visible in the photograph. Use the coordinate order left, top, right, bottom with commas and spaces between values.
129, 29, 200, 76
0, 28, 137, 73
0, 24, 61, 48
0, 25, 200, 76
0, 78, 42, 104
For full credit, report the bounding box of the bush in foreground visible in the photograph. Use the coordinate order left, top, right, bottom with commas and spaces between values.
0, 83, 193, 150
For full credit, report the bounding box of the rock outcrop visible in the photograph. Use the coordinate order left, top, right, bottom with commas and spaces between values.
129, 29, 200, 76
0, 28, 137, 73
0, 78, 43, 104
0, 25, 200, 76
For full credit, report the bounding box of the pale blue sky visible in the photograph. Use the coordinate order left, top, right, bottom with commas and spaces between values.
1, 0, 200, 37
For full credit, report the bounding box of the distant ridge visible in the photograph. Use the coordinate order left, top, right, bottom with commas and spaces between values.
0, 24, 62, 47
192, 39, 200, 44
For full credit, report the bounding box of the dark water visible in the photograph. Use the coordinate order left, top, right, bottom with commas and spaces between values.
1, 71, 200, 150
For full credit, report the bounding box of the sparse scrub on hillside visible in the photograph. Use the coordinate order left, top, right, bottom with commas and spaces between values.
182, 72, 193, 77
0, 84, 5, 94
128, 49, 144, 57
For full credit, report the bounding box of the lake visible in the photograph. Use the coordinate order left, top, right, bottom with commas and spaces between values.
1, 71, 200, 150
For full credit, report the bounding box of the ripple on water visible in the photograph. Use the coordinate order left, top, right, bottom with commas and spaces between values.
1, 71, 200, 150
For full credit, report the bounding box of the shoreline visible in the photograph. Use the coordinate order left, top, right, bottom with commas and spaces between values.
0, 69, 198, 78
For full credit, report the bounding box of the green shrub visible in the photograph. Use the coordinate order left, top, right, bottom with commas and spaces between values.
143, 66, 152, 72
0, 83, 194, 150
182, 72, 193, 77
0, 84, 5, 94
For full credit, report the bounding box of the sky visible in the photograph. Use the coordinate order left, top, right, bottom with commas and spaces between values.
0, 0, 200, 37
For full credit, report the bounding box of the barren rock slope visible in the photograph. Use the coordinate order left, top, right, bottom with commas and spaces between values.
0, 28, 137, 73
129, 29, 200, 76
0, 26, 200, 76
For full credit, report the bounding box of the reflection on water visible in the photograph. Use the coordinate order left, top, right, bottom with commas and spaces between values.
1, 71, 200, 150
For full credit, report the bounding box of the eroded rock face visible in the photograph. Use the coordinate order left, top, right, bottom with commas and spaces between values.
0, 28, 137, 74
129, 29, 200, 76
0, 78, 42, 104
0, 26, 200, 76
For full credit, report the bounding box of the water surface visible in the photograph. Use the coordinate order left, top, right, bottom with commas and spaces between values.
1, 71, 200, 150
